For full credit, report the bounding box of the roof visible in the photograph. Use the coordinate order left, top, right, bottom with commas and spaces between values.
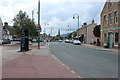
100, 2, 107, 16
78, 23, 97, 31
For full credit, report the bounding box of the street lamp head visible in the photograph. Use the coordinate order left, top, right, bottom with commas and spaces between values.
73, 16, 75, 19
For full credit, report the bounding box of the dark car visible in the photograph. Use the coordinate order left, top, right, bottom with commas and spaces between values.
2, 39, 11, 44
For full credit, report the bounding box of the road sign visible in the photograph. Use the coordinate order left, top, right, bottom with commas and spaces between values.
36, 24, 42, 32
36, 28, 42, 32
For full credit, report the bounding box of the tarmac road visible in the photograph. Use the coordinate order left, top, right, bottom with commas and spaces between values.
49, 42, 118, 78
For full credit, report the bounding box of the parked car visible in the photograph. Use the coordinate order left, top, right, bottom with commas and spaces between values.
2, 39, 11, 44
32, 39, 37, 42
65, 39, 70, 43
73, 40, 81, 45
58, 40, 63, 42
70, 39, 74, 44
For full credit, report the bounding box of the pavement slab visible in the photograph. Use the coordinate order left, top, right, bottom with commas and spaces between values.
2, 54, 80, 78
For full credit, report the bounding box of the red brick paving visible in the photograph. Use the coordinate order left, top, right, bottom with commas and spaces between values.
2, 54, 80, 78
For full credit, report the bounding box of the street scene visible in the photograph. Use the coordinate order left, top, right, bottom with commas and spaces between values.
0, 0, 120, 80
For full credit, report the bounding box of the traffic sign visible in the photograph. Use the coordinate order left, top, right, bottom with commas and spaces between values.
36, 24, 42, 32
36, 30, 41, 32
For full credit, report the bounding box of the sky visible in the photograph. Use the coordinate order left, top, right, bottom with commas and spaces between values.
0, 0, 107, 36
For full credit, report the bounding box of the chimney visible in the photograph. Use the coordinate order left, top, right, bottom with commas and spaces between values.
3, 22, 8, 29
4, 22, 8, 26
82, 22, 87, 27
92, 19, 95, 24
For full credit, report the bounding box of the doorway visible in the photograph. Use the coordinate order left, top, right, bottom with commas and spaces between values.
108, 33, 113, 49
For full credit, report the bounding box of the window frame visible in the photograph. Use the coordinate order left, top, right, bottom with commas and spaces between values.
114, 11, 118, 24
108, 13, 112, 25
103, 15, 107, 26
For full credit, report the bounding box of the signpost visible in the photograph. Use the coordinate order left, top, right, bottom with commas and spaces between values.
36, 24, 41, 49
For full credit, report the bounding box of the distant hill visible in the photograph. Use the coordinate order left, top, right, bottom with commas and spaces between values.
60, 33, 70, 37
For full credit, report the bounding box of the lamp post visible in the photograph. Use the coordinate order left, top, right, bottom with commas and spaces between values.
44, 22, 49, 33
50, 27, 54, 36
32, 9, 37, 21
68, 24, 71, 33
73, 14, 80, 37
68, 24, 71, 39
44, 22, 49, 41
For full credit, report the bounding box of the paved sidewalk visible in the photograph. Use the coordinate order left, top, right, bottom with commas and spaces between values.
82, 44, 119, 54
2, 44, 80, 78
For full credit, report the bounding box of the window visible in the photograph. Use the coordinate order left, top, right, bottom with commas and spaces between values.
103, 15, 107, 26
108, 13, 112, 25
114, 11, 118, 24
114, 33, 119, 46
108, 2, 112, 8
3, 30, 7, 35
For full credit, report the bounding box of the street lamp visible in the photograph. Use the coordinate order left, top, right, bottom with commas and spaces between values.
43, 22, 49, 41
73, 14, 80, 37
44, 22, 49, 33
32, 9, 37, 21
68, 24, 71, 33
50, 27, 54, 36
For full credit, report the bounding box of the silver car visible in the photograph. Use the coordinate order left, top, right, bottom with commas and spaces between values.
73, 40, 81, 45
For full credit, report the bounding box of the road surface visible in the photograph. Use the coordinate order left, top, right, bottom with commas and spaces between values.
49, 42, 118, 78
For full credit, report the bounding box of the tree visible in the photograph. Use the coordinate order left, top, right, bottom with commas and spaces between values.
93, 25, 101, 37
12, 10, 36, 38
72, 31, 77, 38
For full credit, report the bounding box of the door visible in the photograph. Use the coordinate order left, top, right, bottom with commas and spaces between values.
109, 33, 112, 49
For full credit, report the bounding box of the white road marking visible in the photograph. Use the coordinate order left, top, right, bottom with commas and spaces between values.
52, 55, 81, 78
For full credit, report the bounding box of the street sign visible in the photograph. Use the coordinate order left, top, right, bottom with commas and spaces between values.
36, 28, 41, 32
36, 24, 42, 32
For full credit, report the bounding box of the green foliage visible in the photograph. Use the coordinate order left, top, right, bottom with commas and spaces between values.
11, 26, 21, 37
59, 37, 63, 40
12, 10, 36, 38
72, 31, 77, 38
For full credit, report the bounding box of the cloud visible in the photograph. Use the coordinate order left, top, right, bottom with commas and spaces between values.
0, 0, 38, 25
41, 1, 105, 35
0, 0, 105, 36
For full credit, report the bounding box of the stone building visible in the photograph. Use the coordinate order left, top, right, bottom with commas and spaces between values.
78, 19, 98, 44
78, 22, 87, 43
100, 1, 120, 48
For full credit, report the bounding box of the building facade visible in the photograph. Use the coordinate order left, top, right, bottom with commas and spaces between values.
100, 1, 120, 48
78, 23, 87, 43
86, 20, 98, 44
2, 22, 12, 40
0, 17, 3, 39
78, 20, 98, 44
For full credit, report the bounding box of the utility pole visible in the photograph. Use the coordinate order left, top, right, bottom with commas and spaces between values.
73, 14, 80, 37
38, 0, 40, 49
50, 28, 54, 36
32, 10, 34, 21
